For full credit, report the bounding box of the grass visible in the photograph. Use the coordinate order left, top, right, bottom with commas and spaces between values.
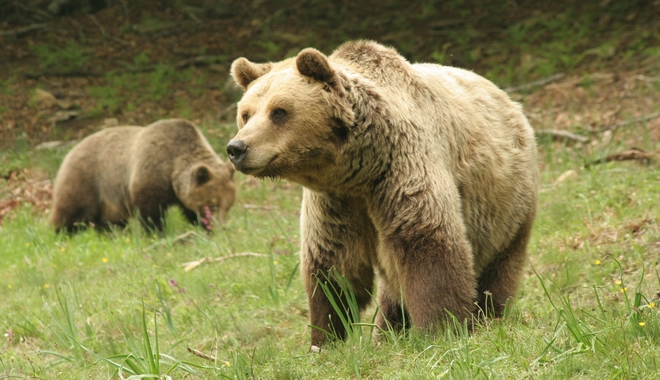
0, 118, 659, 379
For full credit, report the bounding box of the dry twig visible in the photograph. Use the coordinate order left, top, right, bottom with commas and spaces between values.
588, 148, 656, 167
537, 129, 589, 143
182, 252, 266, 272
187, 346, 217, 362
503, 73, 565, 93
0, 23, 47, 36
600, 111, 660, 132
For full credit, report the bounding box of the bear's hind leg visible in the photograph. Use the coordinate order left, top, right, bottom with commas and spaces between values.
476, 218, 533, 317
51, 201, 100, 233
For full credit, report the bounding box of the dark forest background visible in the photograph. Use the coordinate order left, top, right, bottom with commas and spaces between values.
1, 0, 659, 150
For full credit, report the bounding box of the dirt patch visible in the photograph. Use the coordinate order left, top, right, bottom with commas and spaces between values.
521, 68, 660, 151
0, 168, 53, 225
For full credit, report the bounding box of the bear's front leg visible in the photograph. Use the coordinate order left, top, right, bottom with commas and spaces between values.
400, 232, 477, 330
130, 183, 170, 231
300, 190, 378, 346
373, 181, 478, 334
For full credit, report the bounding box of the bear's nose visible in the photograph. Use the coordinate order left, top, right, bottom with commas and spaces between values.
226, 140, 248, 165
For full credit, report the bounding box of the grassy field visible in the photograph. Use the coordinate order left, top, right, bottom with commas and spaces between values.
0, 117, 658, 379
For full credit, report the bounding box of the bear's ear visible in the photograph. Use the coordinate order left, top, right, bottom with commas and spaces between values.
231, 58, 273, 90
296, 48, 334, 83
195, 165, 211, 186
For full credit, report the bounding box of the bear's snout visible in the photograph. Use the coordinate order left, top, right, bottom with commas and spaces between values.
227, 140, 248, 167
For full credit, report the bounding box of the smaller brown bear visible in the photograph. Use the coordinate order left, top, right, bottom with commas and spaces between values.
50, 119, 236, 233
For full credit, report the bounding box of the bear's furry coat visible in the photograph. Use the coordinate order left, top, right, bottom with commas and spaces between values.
229, 41, 539, 346
51, 119, 235, 232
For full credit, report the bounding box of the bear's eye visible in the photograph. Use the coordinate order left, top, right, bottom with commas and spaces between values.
271, 108, 287, 122
242, 112, 250, 124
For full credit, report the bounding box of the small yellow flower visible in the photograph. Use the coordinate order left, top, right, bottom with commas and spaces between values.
125, 238, 130, 243
273, 261, 279, 265
615, 280, 622, 285
167, 252, 172, 257
649, 302, 656, 308
152, 264, 156, 268
60, 247, 65, 252
225, 361, 231, 367
639, 322, 646, 327
44, 284, 50, 289
102, 257, 108, 263
25, 243, 30, 247
7, 285, 12, 289
620, 287, 628, 293
594, 259, 601, 265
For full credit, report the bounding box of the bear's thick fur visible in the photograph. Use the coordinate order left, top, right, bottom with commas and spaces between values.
51, 119, 236, 232
228, 41, 539, 346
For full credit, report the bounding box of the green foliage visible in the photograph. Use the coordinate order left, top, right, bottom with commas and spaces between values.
28, 41, 92, 72
0, 75, 16, 96
86, 67, 195, 116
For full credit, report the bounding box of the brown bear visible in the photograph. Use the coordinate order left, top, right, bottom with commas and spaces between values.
227, 40, 539, 346
51, 119, 236, 233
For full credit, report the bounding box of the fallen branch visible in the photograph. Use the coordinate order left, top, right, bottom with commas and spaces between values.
186, 346, 217, 362
218, 103, 237, 120
503, 73, 565, 93
182, 252, 266, 272
537, 129, 589, 143
600, 111, 660, 132
0, 23, 47, 36
23, 54, 227, 79
24, 71, 105, 79
172, 55, 227, 69
243, 203, 279, 210
86, 13, 106, 36
587, 148, 656, 167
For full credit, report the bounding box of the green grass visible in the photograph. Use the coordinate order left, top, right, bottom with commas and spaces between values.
1, 120, 659, 379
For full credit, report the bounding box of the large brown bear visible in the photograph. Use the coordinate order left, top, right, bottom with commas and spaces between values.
227, 41, 539, 346
51, 119, 236, 233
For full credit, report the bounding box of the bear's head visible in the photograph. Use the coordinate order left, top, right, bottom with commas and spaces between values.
227, 48, 355, 188
175, 161, 236, 229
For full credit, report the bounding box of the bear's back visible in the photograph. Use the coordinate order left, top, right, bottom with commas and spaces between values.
54, 126, 141, 193
132, 119, 218, 167
333, 41, 538, 271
